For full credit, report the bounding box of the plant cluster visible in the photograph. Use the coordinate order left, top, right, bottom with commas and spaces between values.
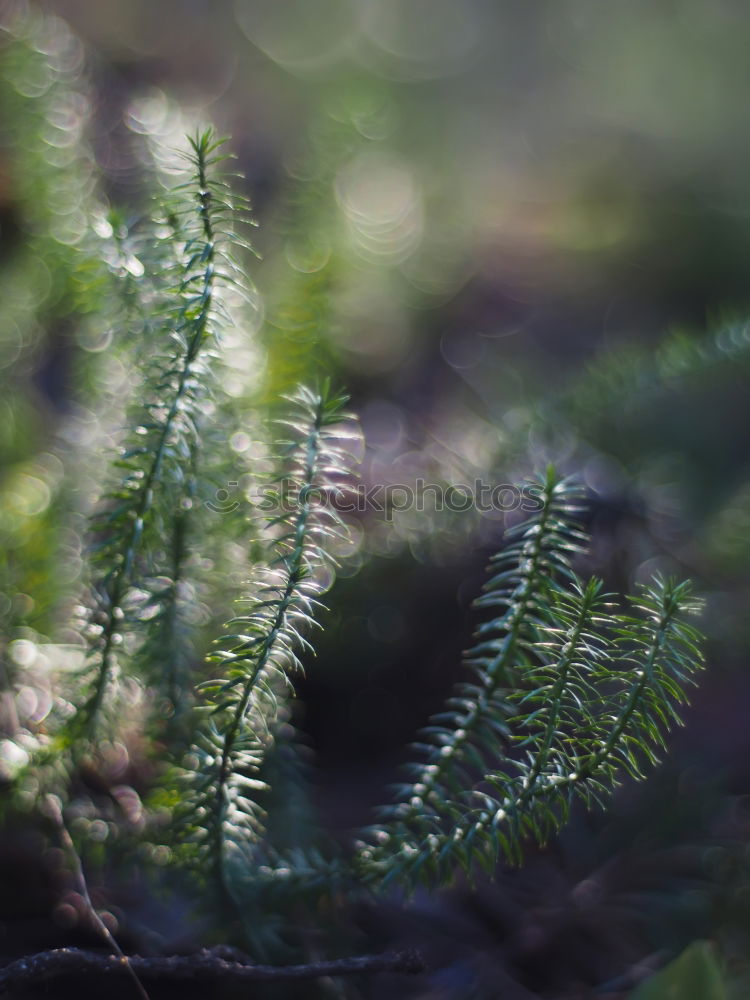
0, 125, 704, 918
0, 7, 710, 996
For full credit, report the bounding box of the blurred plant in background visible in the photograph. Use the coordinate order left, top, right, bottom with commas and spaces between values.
2, 2, 750, 999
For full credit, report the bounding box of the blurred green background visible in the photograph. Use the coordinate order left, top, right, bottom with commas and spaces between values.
4, 2, 750, 997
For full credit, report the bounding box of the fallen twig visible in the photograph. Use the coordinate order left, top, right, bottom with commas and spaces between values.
0, 946, 426, 993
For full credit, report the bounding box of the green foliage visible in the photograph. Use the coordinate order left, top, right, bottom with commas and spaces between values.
0, 9, 710, 988
175, 385, 359, 906
0, 6, 109, 657
72, 130, 254, 741
0, 128, 704, 901
361, 470, 703, 889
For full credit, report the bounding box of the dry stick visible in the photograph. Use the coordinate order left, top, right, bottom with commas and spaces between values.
0, 947, 426, 993
43, 795, 151, 1000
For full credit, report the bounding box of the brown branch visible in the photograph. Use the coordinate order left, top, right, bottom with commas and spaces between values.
0, 946, 426, 993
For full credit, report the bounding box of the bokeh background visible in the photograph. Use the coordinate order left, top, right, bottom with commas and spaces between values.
3, 2, 750, 997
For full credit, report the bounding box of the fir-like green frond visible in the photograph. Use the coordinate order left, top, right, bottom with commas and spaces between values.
72, 130, 254, 740
361, 475, 704, 891
585, 576, 704, 788
175, 385, 359, 905
359, 469, 583, 882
